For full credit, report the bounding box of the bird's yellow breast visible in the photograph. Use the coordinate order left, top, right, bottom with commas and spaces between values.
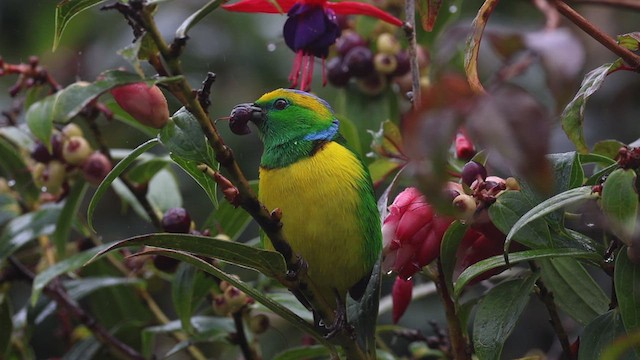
259, 141, 369, 296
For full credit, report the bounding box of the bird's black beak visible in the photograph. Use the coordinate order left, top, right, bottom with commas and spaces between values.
229, 103, 263, 135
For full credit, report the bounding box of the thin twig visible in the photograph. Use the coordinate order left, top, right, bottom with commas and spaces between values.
571, 0, 640, 10
403, 0, 421, 108
233, 310, 260, 360
553, 0, 640, 70
8, 257, 145, 360
434, 258, 471, 360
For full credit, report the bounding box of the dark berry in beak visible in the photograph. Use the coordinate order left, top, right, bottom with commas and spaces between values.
229, 104, 261, 135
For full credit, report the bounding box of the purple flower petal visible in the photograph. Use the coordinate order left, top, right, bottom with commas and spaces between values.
283, 5, 340, 58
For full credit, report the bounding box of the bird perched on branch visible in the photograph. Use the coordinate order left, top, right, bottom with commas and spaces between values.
229, 88, 381, 330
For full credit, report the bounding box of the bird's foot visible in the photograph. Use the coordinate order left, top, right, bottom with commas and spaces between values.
323, 292, 355, 340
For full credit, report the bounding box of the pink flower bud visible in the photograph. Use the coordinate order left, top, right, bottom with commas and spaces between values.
382, 187, 455, 279
111, 83, 169, 129
455, 131, 476, 161
392, 276, 413, 323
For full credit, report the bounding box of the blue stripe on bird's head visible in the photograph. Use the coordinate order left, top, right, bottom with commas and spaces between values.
229, 88, 340, 148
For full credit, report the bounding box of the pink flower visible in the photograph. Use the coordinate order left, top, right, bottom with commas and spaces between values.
382, 187, 455, 280
111, 83, 169, 129
391, 276, 413, 323
223, 0, 402, 91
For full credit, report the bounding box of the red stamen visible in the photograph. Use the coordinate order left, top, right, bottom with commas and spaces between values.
321, 57, 327, 87
289, 51, 304, 88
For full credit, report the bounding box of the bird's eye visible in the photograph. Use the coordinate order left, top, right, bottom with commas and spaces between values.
273, 98, 288, 110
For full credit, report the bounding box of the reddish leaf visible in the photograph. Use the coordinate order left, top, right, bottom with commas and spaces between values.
417, 0, 442, 32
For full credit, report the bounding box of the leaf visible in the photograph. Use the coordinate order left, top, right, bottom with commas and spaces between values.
147, 168, 182, 213
504, 186, 598, 253
473, 273, 538, 360
615, 247, 640, 335
489, 190, 552, 249
454, 248, 602, 297
376, 166, 405, 221
61, 336, 101, 360
368, 158, 402, 187
132, 248, 335, 352
439, 221, 468, 293
87, 138, 159, 230
26, 70, 180, 148
579, 310, 636, 360
255, 292, 313, 322
547, 152, 584, 193
464, 0, 499, 93
618, 32, 640, 51
601, 331, 640, 360
30, 244, 111, 305
54, 0, 109, 51
369, 120, 405, 160
117, 33, 159, 77
593, 139, 626, 160
601, 168, 638, 246
53, 180, 88, 257
126, 158, 169, 184
274, 345, 332, 360
348, 256, 382, 357
0, 293, 12, 358
160, 107, 217, 167
539, 258, 608, 325
176, 0, 226, 39
91, 233, 286, 278
561, 62, 620, 153
0, 195, 20, 228
417, 0, 442, 31
172, 263, 198, 334
170, 154, 218, 208
0, 204, 62, 265
0, 136, 40, 206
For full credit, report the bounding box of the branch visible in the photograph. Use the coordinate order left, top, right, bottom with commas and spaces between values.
403, 1, 420, 108
232, 310, 259, 360
552, 0, 640, 70
8, 257, 145, 360
434, 258, 471, 360
570, 0, 640, 10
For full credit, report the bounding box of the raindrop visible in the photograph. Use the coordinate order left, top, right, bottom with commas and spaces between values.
449, 5, 458, 13
7, 179, 15, 187
267, 43, 277, 52
386, 270, 394, 275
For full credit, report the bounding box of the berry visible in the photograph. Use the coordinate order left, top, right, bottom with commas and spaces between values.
343, 46, 374, 78
224, 286, 248, 313
82, 152, 112, 185
229, 106, 254, 135
249, 314, 270, 334
461, 161, 487, 187
62, 136, 93, 166
376, 33, 401, 55
391, 51, 410, 77
326, 57, 351, 87
161, 207, 192, 233
62, 123, 84, 138
335, 30, 366, 56
31, 142, 52, 163
51, 132, 64, 159
453, 194, 477, 221
373, 53, 398, 74
33, 160, 66, 194
356, 73, 387, 96
212, 295, 230, 316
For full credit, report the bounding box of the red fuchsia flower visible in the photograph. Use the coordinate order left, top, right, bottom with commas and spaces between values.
223, 0, 403, 91
391, 276, 413, 323
382, 187, 456, 280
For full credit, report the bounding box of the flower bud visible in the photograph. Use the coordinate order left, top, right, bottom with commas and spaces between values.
392, 276, 413, 323
111, 83, 169, 129
212, 295, 230, 316
82, 152, 112, 185
62, 136, 93, 166
455, 132, 476, 161
224, 286, 248, 313
382, 187, 454, 279
161, 207, 192, 233
453, 194, 477, 222
249, 314, 270, 334
376, 33, 401, 55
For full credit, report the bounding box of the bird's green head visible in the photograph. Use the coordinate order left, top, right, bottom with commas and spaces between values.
229, 88, 339, 149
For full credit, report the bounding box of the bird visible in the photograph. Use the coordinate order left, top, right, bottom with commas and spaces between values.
229, 88, 381, 329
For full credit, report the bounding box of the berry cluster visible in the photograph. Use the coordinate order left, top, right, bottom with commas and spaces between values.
30, 123, 112, 198
327, 27, 429, 96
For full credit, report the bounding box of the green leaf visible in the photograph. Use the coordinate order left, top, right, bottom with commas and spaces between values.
0, 204, 62, 265
160, 107, 217, 167
579, 310, 635, 360
126, 158, 169, 184
61, 336, 101, 360
504, 186, 598, 253
617, 32, 640, 51
368, 158, 403, 187
132, 248, 335, 353
547, 152, 584, 192
255, 292, 313, 322
54, 0, 109, 51
454, 248, 602, 297
91, 233, 286, 278
601, 168, 638, 246
602, 331, 640, 360
0, 293, 12, 358
170, 154, 218, 208
561, 62, 620, 153
274, 345, 332, 360
0, 136, 40, 206
26, 70, 180, 147
439, 221, 468, 294
539, 258, 608, 325
87, 138, 159, 230
615, 248, 640, 335
53, 180, 88, 257
593, 139, 626, 160
117, 33, 159, 77
473, 273, 538, 360
585, 163, 617, 187
172, 263, 198, 334
175, 0, 226, 39
348, 256, 381, 357
30, 244, 111, 305
0, 194, 21, 228
489, 190, 552, 249
147, 168, 182, 213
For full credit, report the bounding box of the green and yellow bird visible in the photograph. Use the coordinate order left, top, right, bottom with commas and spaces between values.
230, 88, 381, 325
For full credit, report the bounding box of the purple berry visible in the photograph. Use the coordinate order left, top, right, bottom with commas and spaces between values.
162, 207, 191, 233
51, 133, 64, 159
327, 57, 351, 87
343, 46, 374, 78
31, 143, 52, 163
82, 152, 112, 185
392, 51, 410, 77
461, 161, 487, 186
229, 106, 253, 135
335, 31, 366, 56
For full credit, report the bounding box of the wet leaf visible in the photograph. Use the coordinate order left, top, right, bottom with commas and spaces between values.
439, 221, 468, 293
593, 139, 625, 160
417, 0, 442, 31
615, 248, 640, 335
126, 158, 169, 184
54, 0, 109, 51
53, 180, 89, 257
0, 136, 40, 206
601, 168, 638, 245
579, 310, 635, 360
147, 168, 182, 213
